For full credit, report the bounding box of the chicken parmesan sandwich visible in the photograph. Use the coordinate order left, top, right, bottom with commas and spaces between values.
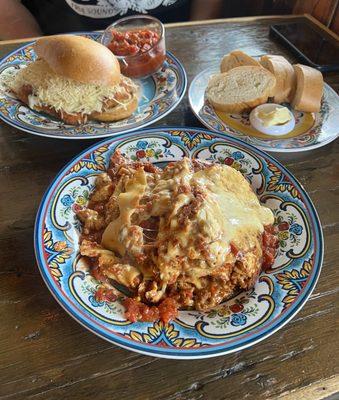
8, 35, 139, 125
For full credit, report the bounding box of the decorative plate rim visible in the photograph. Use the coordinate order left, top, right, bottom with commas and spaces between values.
34, 126, 324, 359
0, 32, 187, 140
188, 66, 339, 153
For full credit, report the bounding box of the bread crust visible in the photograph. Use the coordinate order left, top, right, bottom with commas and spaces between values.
35, 35, 121, 87
220, 50, 261, 73
260, 55, 295, 103
291, 64, 323, 113
91, 94, 139, 122
209, 94, 271, 113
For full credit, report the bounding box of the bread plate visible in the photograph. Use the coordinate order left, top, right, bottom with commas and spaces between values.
0, 32, 187, 139
189, 65, 339, 152
34, 126, 323, 359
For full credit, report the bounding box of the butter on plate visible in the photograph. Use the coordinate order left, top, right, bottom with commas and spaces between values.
249, 103, 295, 136
256, 106, 292, 127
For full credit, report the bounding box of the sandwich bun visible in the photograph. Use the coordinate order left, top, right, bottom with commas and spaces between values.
35, 35, 121, 86
91, 94, 139, 122
8, 35, 139, 125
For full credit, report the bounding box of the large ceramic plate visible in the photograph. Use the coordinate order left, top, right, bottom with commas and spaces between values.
0, 32, 186, 139
34, 127, 323, 359
189, 66, 339, 152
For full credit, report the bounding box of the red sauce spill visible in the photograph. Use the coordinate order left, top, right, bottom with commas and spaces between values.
95, 287, 117, 303
123, 297, 178, 323
91, 267, 108, 284
123, 298, 159, 322
158, 298, 179, 324
262, 225, 279, 271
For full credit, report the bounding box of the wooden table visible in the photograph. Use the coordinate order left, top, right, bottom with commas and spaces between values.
0, 15, 338, 400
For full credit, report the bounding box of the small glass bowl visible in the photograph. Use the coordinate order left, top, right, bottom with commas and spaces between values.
101, 15, 166, 79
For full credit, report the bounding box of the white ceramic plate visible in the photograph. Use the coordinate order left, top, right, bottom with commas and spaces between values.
189, 65, 339, 152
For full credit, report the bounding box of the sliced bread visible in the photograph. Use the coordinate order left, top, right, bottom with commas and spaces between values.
220, 50, 261, 73
206, 66, 276, 113
260, 55, 295, 103
291, 64, 323, 113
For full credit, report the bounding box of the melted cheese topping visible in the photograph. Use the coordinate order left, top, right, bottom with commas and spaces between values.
101, 168, 147, 254
152, 161, 274, 286
7, 60, 138, 115
79, 240, 141, 288
101, 261, 141, 288
194, 165, 273, 251
98, 158, 274, 290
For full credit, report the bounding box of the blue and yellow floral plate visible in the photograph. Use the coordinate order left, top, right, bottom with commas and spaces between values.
34, 127, 323, 359
0, 32, 186, 139
189, 66, 339, 152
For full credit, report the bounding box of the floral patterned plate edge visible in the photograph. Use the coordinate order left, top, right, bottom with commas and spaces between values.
0, 32, 187, 139
189, 66, 339, 153
34, 127, 323, 359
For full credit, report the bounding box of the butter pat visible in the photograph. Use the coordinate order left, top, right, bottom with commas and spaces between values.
257, 106, 291, 127
250, 103, 296, 136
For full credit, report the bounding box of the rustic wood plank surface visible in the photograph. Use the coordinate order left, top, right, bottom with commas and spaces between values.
0, 15, 338, 400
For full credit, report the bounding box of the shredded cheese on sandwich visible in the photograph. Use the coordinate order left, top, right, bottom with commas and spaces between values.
7, 59, 138, 115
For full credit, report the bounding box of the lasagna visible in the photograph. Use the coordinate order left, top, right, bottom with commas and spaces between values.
77, 150, 278, 323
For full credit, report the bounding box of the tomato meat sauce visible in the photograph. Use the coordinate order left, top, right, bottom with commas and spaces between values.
123, 297, 178, 323
90, 225, 277, 323
262, 225, 279, 270
107, 29, 166, 78
108, 29, 160, 56
95, 287, 117, 303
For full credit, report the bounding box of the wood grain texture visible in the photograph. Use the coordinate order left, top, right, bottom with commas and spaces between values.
305, 13, 339, 39
0, 14, 305, 45
276, 376, 339, 400
0, 16, 338, 400
330, 3, 339, 34
294, 0, 339, 26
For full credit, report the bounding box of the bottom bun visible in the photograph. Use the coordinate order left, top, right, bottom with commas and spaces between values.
91, 94, 138, 122
14, 85, 88, 124
13, 86, 139, 125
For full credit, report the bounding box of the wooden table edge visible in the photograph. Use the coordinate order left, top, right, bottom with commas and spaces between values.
0, 13, 337, 46
274, 375, 339, 400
